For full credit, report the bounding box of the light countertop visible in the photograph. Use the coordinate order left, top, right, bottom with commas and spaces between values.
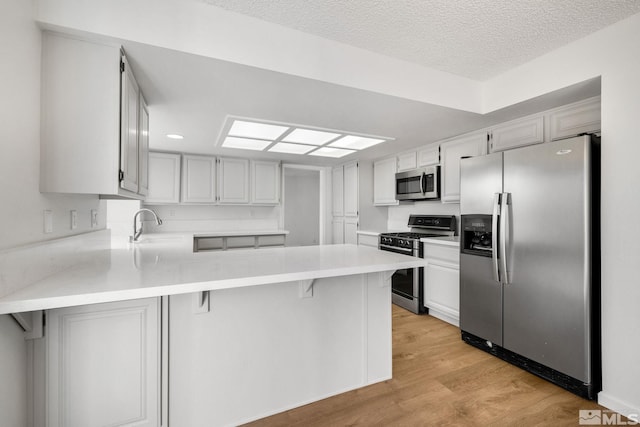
0, 231, 424, 315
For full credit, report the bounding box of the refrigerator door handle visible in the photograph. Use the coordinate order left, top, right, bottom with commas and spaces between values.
492, 193, 501, 282
500, 192, 511, 284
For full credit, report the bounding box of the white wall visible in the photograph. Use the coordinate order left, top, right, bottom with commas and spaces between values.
0, 0, 104, 253
483, 13, 640, 417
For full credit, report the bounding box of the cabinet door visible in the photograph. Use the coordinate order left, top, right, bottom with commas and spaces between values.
417, 144, 439, 167
332, 166, 344, 216
373, 157, 398, 206
440, 132, 487, 203
397, 152, 417, 172
251, 160, 280, 204
424, 260, 460, 326
181, 154, 216, 203
146, 152, 181, 204
218, 157, 250, 204
45, 298, 160, 427
343, 162, 358, 217
138, 94, 150, 196
344, 217, 359, 245
332, 217, 344, 244
549, 96, 601, 141
490, 116, 544, 153
120, 55, 140, 194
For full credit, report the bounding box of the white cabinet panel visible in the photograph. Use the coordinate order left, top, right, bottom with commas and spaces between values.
218, 157, 250, 204
490, 116, 544, 153
332, 166, 344, 216
45, 298, 160, 427
344, 217, 359, 245
181, 154, 216, 203
332, 217, 344, 244
343, 162, 359, 217
440, 132, 487, 203
357, 233, 379, 248
251, 160, 280, 204
549, 96, 601, 141
417, 144, 439, 167
373, 157, 398, 206
423, 241, 460, 326
397, 152, 417, 172
138, 95, 149, 196
120, 54, 140, 194
146, 152, 181, 204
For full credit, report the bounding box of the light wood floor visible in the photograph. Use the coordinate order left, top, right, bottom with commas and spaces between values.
245, 305, 607, 426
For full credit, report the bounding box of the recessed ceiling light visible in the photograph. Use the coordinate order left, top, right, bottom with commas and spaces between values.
222, 136, 273, 151
329, 135, 386, 150
268, 142, 316, 155
308, 146, 356, 158
282, 129, 341, 145
228, 120, 289, 140
166, 134, 184, 140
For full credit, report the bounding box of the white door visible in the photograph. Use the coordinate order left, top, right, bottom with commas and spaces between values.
332, 166, 344, 216
251, 160, 280, 204
344, 217, 358, 245
343, 162, 358, 217
146, 152, 181, 204
120, 55, 140, 193
138, 94, 149, 196
332, 217, 344, 244
182, 154, 216, 203
218, 158, 250, 204
45, 298, 161, 427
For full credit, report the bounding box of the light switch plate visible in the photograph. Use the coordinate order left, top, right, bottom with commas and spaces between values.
70, 210, 77, 230
90, 209, 98, 228
43, 210, 53, 233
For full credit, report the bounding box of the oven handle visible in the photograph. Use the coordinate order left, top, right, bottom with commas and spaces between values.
379, 244, 415, 256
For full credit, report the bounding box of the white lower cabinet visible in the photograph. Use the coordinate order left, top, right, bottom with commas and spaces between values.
423, 240, 460, 326
357, 231, 380, 248
42, 298, 163, 427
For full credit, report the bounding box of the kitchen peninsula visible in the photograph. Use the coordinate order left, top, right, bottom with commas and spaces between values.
0, 231, 424, 426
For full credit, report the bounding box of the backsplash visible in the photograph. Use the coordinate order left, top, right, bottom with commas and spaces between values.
387, 201, 460, 232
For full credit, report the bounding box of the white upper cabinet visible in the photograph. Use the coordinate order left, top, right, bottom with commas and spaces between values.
40, 32, 148, 198
251, 160, 280, 205
146, 152, 181, 204
343, 162, 359, 217
549, 96, 601, 141
440, 132, 487, 203
373, 157, 398, 206
417, 144, 440, 167
397, 152, 418, 172
218, 157, 250, 204
332, 166, 344, 217
489, 115, 544, 153
138, 94, 150, 197
181, 154, 217, 204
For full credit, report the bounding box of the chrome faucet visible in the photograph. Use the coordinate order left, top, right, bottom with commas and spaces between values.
130, 208, 163, 242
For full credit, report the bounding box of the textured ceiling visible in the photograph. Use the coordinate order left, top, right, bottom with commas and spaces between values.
203, 0, 640, 80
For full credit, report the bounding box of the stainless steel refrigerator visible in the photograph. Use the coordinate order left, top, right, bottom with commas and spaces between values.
459, 134, 600, 400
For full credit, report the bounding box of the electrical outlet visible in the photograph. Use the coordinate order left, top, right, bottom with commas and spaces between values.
70, 210, 77, 230
91, 209, 98, 228
43, 210, 53, 233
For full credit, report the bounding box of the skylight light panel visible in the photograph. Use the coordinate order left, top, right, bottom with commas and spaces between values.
268, 142, 316, 155
222, 136, 273, 151
308, 146, 356, 158
282, 128, 341, 145
228, 120, 289, 140
329, 135, 386, 150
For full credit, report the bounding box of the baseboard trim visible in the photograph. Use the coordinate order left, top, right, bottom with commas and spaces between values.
598, 392, 640, 419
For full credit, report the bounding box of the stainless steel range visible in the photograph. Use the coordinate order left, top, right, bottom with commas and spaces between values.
379, 215, 457, 314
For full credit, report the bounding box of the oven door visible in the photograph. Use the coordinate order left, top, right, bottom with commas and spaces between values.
379, 245, 425, 314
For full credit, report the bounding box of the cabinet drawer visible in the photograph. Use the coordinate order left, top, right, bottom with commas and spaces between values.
194, 237, 224, 251
423, 243, 459, 264
257, 234, 286, 247
227, 236, 256, 249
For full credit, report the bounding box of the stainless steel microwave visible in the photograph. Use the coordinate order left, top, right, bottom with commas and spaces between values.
395, 166, 440, 201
